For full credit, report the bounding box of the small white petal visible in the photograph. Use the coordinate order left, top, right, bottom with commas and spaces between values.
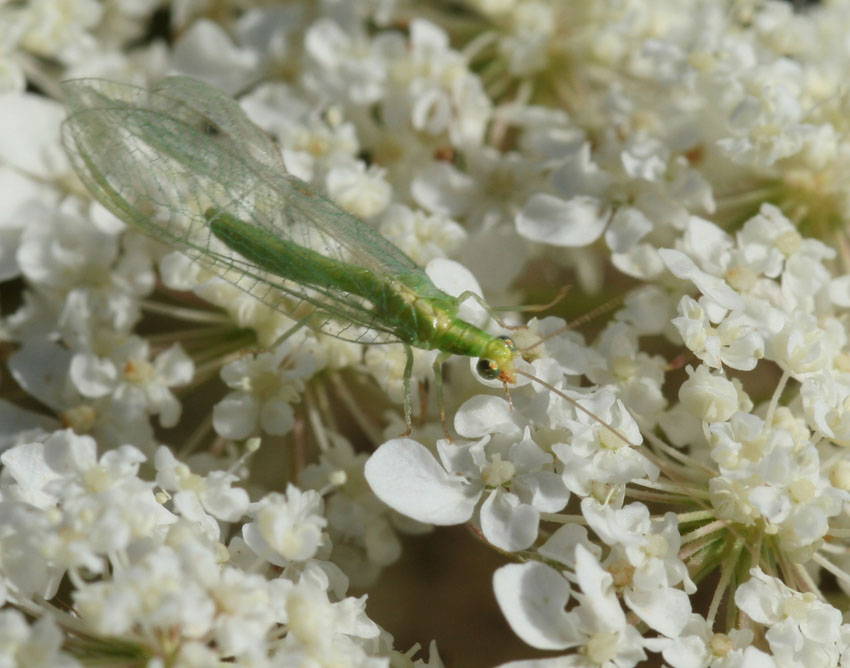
0, 92, 66, 179
259, 398, 295, 436
492, 562, 573, 650
0, 441, 60, 507
514, 471, 569, 513
658, 248, 744, 311
172, 20, 262, 95
454, 395, 518, 439
480, 489, 539, 551
624, 586, 691, 637
829, 275, 850, 307
213, 393, 260, 440
154, 344, 194, 386
411, 161, 477, 216
605, 206, 653, 253
69, 353, 117, 398
516, 193, 610, 247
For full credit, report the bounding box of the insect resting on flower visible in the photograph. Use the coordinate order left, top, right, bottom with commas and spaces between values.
61, 76, 635, 445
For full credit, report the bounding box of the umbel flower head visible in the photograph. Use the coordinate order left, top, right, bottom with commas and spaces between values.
3, 1, 850, 667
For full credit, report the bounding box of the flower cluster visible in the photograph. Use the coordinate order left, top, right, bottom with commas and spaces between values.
0, 430, 396, 665
4, 0, 850, 666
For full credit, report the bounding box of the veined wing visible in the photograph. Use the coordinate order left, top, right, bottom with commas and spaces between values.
61, 77, 448, 344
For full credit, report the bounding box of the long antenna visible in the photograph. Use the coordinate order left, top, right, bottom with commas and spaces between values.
513, 368, 640, 449
523, 293, 626, 354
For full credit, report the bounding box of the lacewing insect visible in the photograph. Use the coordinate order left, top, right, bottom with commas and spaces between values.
60, 76, 520, 431
61, 76, 637, 446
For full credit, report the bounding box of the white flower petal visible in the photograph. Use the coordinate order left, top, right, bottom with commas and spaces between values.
154, 344, 194, 386
605, 206, 653, 253
0, 92, 66, 179
171, 19, 262, 95
0, 399, 58, 452
658, 248, 744, 311
259, 398, 295, 436
0, 441, 61, 507
538, 524, 597, 569
829, 275, 850, 307
624, 586, 691, 637
514, 471, 569, 513
516, 193, 610, 247
69, 353, 117, 398
454, 395, 519, 439
364, 438, 480, 525
480, 490, 539, 551
411, 161, 477, 216
492, 562, 573, 650
213, 393, 260, 440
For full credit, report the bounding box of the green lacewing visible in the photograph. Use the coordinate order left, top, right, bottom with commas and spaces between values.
60, 76, 520, 431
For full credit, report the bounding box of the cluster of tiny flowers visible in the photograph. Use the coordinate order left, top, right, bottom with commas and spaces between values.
0, 430, 412, 666
4, 0, 850, 666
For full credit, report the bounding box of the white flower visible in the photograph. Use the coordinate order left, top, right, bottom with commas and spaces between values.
672, 295, 764, 371
368, 394, 569, 552
171, 19, 261, 94
659, 245, 744, 313
0, 609, 82, 668
549, 387, 657, 500
213, 342, 316, 440
678, 365, 742, 423
303, 17, 387, 105
493, 545, 647, 664
364, 437, 481, 523
389, 19, 491, 145
325, 159, 392, 219
1, 430, 175, 576
377, 203, 467, 265
516, 192, 611, 248
493, 561, 574, 650
242, 484, 327, 566
645, 613, 774, 668
0, 95, 66, 273
767, 313, 834, 377
74, 545, 215, 638
70, 337, 193, 428
362, 343, 433, 419
582, 501, 694, 638
0, 501, 64, 600
802, 372, 850, 447
16, 198, 153, 342
716, 60, 812, 167
736, 567, 845, 667
586, 321, 668, 425
300, 434, 406, 585
18, 0, 101, 62
7, 339, 156, 449
155, 446, 250, 537
708, 411, 845, 550
278, 568, 381, 659
498, 2, 555, 75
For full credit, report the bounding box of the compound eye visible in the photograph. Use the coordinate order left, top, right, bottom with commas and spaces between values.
476, 358, 500, 380
497, 335, 517, 351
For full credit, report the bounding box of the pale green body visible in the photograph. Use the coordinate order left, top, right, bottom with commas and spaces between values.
206, 208, 514, 376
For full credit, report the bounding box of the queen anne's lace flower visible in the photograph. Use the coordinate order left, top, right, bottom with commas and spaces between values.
8, 1, 850, 665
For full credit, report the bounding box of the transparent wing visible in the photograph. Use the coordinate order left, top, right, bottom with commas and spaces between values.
61, 76, 446, 344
